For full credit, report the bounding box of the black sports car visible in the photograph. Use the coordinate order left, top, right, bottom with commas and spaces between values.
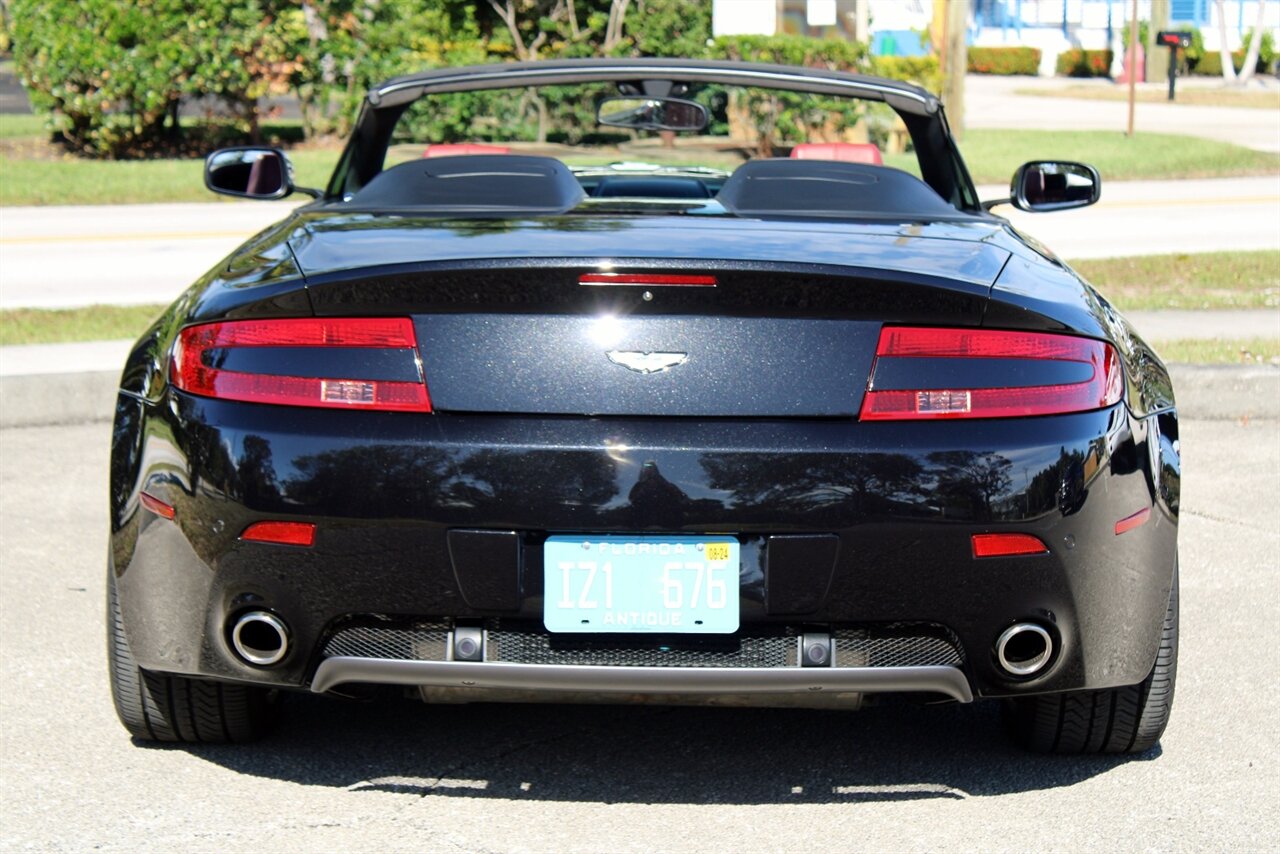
108, 60, 1179, 754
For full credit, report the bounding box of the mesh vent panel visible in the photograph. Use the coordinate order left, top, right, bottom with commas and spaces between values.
323, 622, 448, 661
833, 628, 964, 668
321, 620, 964, 669
487, 622, 797, 668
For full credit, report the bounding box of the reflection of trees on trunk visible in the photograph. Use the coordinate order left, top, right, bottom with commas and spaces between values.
699, 452, 926, 517
235, 435, 280, 509
447, 449, 619, 516
284, 445, 452, 516
924, 451, 1014, 520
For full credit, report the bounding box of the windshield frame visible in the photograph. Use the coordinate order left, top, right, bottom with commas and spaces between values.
324, 59, 981, 214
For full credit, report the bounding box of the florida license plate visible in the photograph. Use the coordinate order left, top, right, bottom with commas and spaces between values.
543, 535, 740, 634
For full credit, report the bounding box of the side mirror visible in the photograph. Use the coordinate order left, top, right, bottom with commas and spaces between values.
205, 147, 294, 200
1010, 161, 1100, 212
596, 96, 709, 132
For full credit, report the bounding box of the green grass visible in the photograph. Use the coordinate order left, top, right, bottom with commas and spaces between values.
0, 304, 166, 346
1151, 337, 1279, 364
0, 149, 339, 206
0, 113, 51, 139
1072, 250, 1280, 310
884, 129, 1280, 183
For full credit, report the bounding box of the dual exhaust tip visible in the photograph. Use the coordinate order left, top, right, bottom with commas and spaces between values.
231, 610, 290, 667
995, 622, 1053, 677
230, 609, 1053, 678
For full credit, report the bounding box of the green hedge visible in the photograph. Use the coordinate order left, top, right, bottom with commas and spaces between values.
872, 55, 942, 93
11, 0, 946, 160
1056, 49, 1114, 77
1191, 50, 1270, 76
967, 47, 1041, 75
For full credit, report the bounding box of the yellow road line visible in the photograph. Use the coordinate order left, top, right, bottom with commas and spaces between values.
2, 194, 1278, 243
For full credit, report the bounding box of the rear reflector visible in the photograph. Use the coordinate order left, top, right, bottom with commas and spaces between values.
1115, 507, 1151, 535
972, 533, 1049, 558
860, 327, 1122, 421
139, 491, 175, 519
171, 318, 431, 412
578, 273, 717, 287
240, 521, 316, 547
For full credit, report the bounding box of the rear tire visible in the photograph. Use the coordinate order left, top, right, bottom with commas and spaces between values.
107, 565, 277, 743
1003, 561, 1178, 754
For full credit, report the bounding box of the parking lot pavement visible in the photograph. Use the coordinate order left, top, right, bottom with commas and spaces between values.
1, 414, 1278, 851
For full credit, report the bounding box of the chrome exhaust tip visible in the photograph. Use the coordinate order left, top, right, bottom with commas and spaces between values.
995, 622, 1053, 677
231, 610, 290, 666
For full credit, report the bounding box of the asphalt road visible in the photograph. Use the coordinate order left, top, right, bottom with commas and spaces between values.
1, 414, 1277, 851
2, 175, 1278, 309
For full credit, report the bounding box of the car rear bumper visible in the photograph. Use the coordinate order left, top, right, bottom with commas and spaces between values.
110, 393, 1180, 701
310, 657, 974, 703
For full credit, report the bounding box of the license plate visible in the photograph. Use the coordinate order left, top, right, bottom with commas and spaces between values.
543, 535, 740, 634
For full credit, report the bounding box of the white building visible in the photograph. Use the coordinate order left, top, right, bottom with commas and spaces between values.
710, 0, 1280, 77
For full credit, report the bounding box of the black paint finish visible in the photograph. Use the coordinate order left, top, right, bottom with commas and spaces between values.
417, 314, 880, 417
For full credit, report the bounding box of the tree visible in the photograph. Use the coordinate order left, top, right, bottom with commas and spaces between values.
1236, 0, 1268, 84
1213, 0, 1237, 82
291, 0, 486, 140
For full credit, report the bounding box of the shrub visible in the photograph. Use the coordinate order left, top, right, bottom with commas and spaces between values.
1191, 49, 1270, 76
967, 47, 1042, 76
1056, 49, 1114, 77
11, 0, 191, 157
11, 0, 299, 157
872, 55, 943, 93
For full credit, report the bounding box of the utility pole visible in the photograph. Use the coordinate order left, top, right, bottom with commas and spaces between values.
1126, 0, 1138, 136
940, 0, 968, 140
1148, 0, 1171, 84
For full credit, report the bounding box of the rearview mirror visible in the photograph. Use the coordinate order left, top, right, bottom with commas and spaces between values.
1010, 161, 1100, 212
205, 147, 294, 200
597, 96, 709, 132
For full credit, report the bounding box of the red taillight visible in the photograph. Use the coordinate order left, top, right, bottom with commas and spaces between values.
971, 533, 1049, 558
171, 318, 431, 412
240, 521, 316, 547
578, 273, 717, 287
860, 327, 1122, 421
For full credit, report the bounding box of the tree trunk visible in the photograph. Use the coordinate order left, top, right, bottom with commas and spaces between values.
1213, 0, 1237, 82
1236, 0, 1267, 84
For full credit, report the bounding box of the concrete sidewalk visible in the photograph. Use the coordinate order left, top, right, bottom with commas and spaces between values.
966, 74, 1280, 153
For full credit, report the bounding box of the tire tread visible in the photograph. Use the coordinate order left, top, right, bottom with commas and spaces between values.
107, 566, 276, 743
1004, 562, 1178, 755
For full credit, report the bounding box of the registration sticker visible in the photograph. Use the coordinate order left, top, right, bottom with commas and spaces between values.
543, 535, 740, 634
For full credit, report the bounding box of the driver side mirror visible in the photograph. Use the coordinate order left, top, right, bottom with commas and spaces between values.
1009, 161, 1100, 212
204, 147, 294, 200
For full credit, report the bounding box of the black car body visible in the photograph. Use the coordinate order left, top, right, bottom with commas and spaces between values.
108, 60, 1179, 753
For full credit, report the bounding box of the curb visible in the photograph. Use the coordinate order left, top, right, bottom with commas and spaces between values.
1, 365, 1276, 430
0, 371, 120, 429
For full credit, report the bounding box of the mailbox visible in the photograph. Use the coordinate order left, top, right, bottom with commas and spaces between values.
1157, 30, 1193, 48
1156, 31, 1193, 100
